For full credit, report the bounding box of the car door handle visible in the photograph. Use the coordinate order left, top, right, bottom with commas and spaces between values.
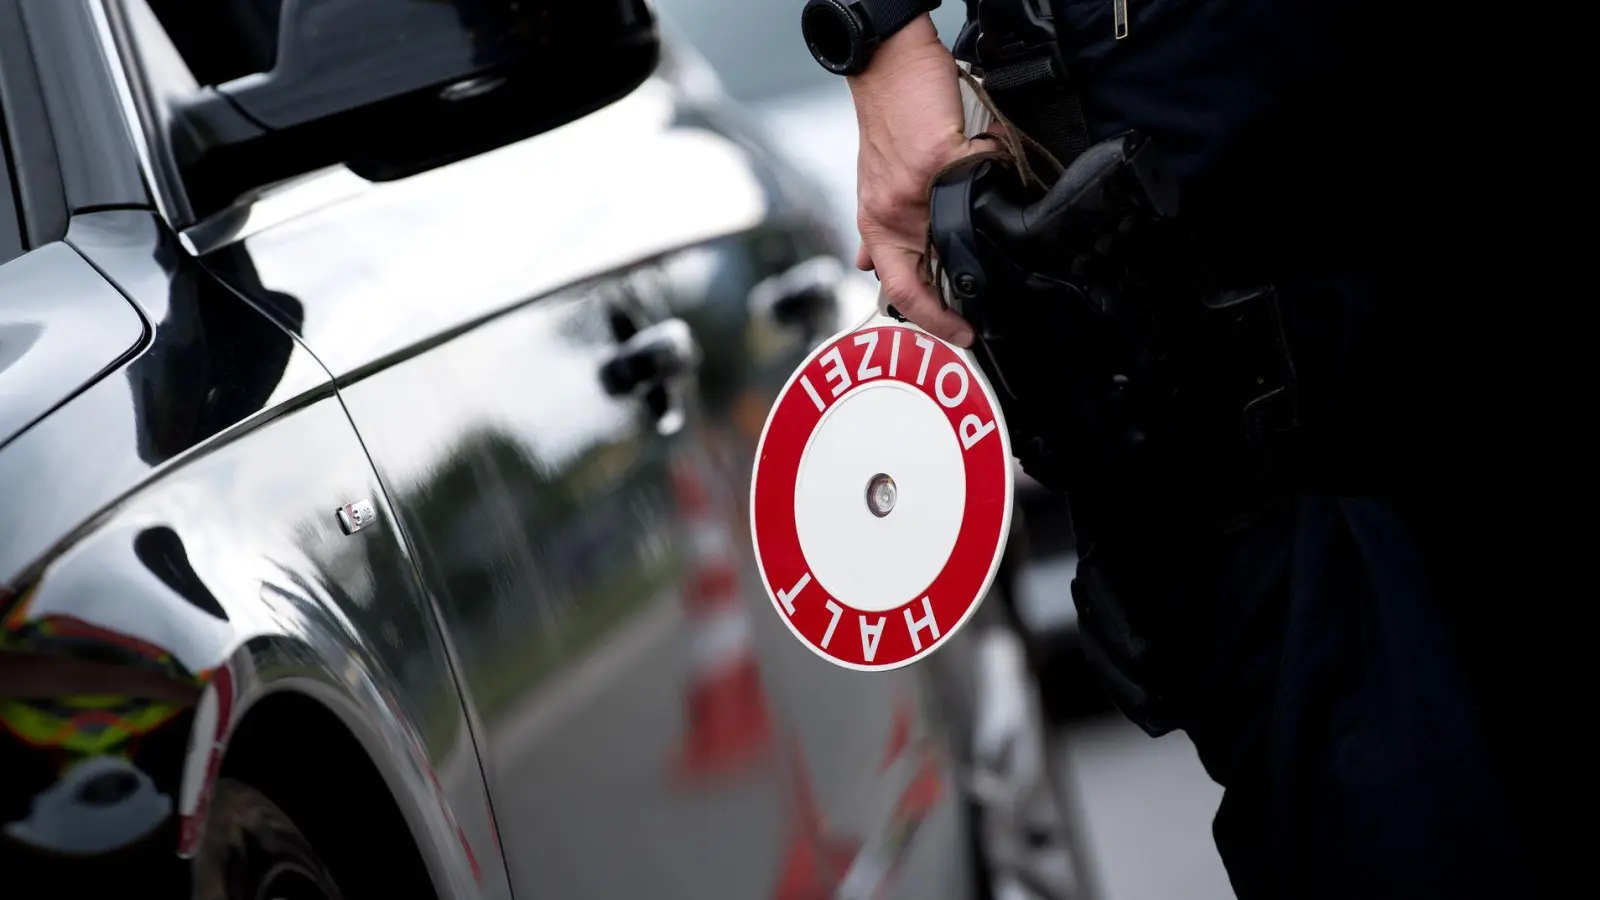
748, 256, 847, 330
598, 318, 701, 398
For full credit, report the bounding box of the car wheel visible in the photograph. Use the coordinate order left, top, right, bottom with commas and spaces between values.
191, 778, 345, 900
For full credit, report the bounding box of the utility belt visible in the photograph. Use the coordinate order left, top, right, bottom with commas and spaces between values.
933, 0, 1313, 735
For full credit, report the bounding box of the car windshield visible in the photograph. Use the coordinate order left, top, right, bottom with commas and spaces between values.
653, 0, 970, 105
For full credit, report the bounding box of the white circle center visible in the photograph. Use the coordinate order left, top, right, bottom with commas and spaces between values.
794, 381, 965, 613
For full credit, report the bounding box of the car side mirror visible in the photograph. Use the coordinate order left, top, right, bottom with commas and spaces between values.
165, 0, 659, 226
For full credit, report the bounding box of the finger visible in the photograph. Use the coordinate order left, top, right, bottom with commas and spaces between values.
968, 126, 1018, 161
855, 243, 874, 271
875, 251, 974, 348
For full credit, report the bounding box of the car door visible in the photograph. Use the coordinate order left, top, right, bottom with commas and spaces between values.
185, 67, 844, 900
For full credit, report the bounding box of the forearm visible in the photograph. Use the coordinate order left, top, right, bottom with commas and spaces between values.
847, 14, 951, 101
834, 6, 977, 347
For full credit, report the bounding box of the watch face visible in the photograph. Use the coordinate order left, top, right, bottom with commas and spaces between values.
803, 0, 860, 74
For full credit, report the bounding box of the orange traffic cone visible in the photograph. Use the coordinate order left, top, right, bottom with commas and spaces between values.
894, 748, 946, 823
773, 820, 860, 900
774, 740, 861, 900
880, 694, 915, 774
669, 456, 776, 786
881, 691, 943, 817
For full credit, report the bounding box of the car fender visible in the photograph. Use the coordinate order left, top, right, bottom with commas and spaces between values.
0, 366, 499, 898
1, 513, 487, 898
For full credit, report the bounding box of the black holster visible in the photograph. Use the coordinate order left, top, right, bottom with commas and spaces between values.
936, 0, 1317, 735
929, 139, 1302, 735
1064, 284, 1300, 737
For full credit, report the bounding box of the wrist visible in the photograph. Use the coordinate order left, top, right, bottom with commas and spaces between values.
848, 15, 948, 90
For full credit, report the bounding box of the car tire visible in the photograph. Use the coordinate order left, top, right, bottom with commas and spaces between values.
191, 778, 345, 900
965, 796, 1001, 900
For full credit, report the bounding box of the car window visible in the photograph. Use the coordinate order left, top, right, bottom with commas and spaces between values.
143, 0, 282, 87
652, 0, 970, 105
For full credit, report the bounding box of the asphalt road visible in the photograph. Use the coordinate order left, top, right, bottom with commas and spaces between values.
1055, 715, 1236, 900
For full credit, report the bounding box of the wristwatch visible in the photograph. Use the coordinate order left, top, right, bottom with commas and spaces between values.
801, 0, 943, 76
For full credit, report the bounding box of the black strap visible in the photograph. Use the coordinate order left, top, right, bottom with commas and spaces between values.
964, 0, 1094, 167
862, 0, 937, 41
982, 55, 1093, 163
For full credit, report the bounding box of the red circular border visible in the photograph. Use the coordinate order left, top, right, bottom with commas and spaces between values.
751, 324, 1011, 670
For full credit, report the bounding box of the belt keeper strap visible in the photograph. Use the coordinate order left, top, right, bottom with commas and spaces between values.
982, 54, 1094, 163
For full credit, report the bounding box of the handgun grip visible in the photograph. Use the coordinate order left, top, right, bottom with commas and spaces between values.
1016, 131, 1178, 247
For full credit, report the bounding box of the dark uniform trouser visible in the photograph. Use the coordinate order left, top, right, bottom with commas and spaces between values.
1016, 1, 1541, 894
1126, 271, 1540, 899
1177, 494, 1533, 900
1053, 265, 1538, 897
974, 0, 1545, 890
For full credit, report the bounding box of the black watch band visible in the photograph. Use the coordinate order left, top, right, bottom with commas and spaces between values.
801, 0, 942, 76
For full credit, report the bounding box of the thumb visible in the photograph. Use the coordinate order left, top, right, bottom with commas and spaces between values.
855, 243, 874, 271
876, 250, 974, 348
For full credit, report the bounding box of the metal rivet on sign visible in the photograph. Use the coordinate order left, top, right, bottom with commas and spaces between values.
865, 473, 897, 518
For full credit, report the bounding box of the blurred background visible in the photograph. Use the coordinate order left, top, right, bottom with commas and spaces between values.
650, 2, 1234, 898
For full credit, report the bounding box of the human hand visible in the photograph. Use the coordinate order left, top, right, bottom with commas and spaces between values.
848, 15, 994, 348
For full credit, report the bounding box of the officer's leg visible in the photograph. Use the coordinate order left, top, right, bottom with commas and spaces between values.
1181, 495, 1534, 900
